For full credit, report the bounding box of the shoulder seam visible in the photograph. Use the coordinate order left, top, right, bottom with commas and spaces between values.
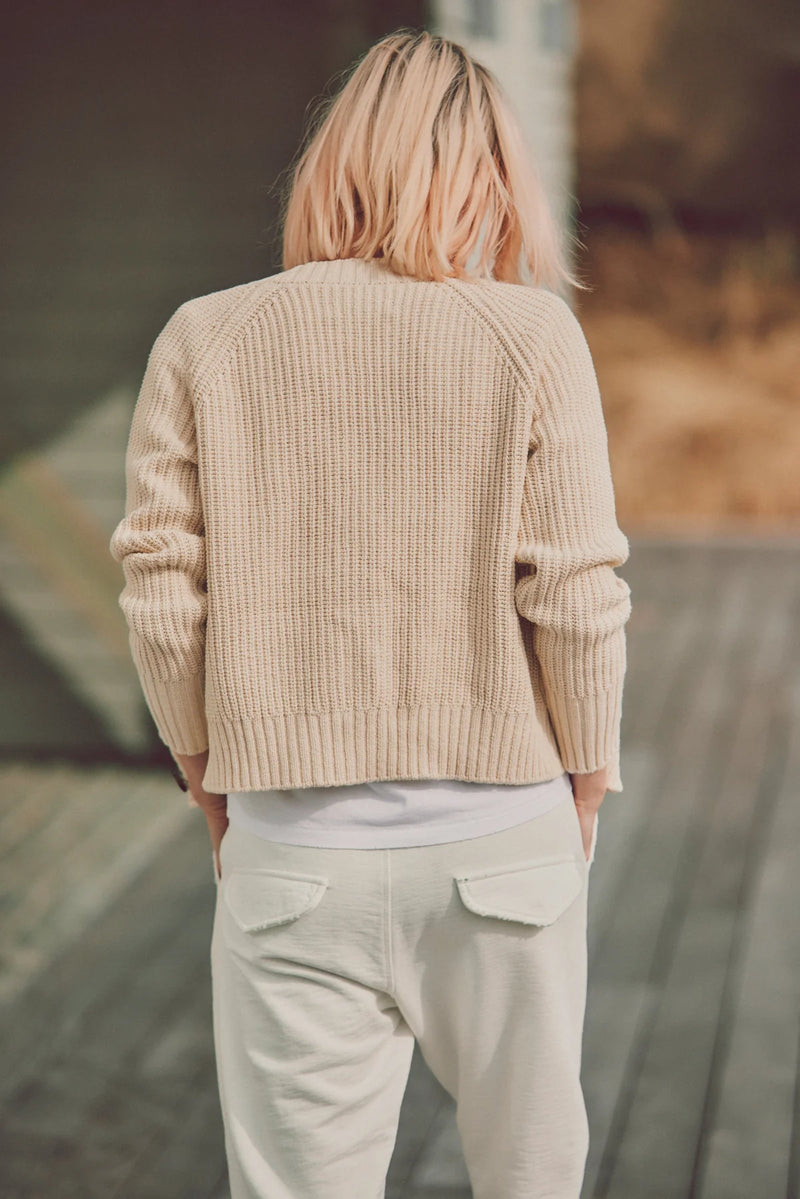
184, 281, 287, 405
443, 283, 531, 391
443, 282, 559, 394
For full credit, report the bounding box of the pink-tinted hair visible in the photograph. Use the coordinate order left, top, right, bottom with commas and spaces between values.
279, 28, 583, 290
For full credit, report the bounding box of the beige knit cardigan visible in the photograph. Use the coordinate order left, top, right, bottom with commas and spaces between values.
110, 256, 632, 795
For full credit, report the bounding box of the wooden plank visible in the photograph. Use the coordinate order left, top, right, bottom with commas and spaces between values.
692, 596, 800, 1197
0, 821, 221, 1196
0, 762, 54, 845
0, 812, 212, 1097
125, 1081, 230, 1199
587, 544, 724, 959
582, 554, 780, 1197
0, 766, 193, 1007
109, 983, 227, 1198
590, 559, 797, 1198
0, 763, 100, 863
0, 1055, 175, 1199
622, 543, 720, 747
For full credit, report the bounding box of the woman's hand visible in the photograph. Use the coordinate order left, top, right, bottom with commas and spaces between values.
173, 750, 228, 880
568, 765, 607, 861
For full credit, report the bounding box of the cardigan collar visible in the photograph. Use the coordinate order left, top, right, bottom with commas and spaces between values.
283, 256, 402, 283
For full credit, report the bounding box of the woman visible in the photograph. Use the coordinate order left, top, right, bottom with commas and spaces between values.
110, 27, 631, 1199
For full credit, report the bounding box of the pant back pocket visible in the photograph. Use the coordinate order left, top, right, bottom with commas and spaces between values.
454, 855, 584, 927
223, 868, 330, 933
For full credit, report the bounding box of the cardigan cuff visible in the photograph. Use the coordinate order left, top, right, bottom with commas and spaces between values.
139, 671, 209, 756
545, 683, 624, 792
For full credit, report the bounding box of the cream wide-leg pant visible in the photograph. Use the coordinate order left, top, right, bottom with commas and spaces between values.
210, 791, 596, 1199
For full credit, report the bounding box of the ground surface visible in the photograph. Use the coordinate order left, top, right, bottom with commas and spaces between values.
1, 538, 798, 1198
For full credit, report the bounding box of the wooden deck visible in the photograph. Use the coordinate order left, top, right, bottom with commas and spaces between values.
1, 536, 799, 1198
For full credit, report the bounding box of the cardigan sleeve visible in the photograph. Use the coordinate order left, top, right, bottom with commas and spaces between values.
109, 305, 209, 755
514, 295, 632, 791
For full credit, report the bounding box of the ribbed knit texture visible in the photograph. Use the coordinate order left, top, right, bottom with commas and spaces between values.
109, 256, 632, 793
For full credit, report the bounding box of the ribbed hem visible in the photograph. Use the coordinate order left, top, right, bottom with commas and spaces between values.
200, 705, 569, 794
140, 672, 209, 755
543, 684, 624, 792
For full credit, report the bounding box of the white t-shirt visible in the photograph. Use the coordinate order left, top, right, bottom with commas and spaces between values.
226, 770, 574, 849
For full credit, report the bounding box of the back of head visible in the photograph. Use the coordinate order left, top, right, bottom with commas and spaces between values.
280, 27, 581, 290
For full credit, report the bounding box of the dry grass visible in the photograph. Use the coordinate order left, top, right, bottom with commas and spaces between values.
577, 226, 800, 533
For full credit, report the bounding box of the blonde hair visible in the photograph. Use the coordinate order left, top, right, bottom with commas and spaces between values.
278, 28, 583, 290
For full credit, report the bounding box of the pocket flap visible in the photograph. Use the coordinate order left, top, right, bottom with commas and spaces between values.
455, 856, 584, 927
223, 868, 329, 933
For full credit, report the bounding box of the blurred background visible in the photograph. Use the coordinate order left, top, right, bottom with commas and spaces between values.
1, 2, 798, 1197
